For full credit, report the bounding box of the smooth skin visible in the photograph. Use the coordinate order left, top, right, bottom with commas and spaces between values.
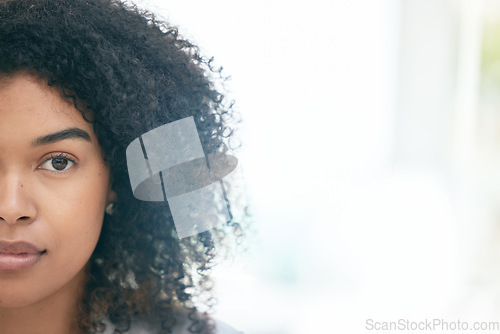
0, 73, 116, 334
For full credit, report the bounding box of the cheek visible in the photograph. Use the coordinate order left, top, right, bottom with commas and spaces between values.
45, 186, 106, 264
52, 204, 104, 249
37, 167, 110, 256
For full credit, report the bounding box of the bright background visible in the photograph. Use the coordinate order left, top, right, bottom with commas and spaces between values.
132, 0, 500, 333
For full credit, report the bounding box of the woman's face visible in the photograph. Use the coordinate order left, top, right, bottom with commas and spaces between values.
0, 73, 115, 308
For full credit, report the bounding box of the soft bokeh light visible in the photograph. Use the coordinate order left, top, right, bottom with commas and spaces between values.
131, 0, 500, 332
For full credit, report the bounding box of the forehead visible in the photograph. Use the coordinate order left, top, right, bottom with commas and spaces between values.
0, 73, 95, 141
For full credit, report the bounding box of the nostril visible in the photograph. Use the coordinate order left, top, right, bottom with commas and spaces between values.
0, 216, 32, 224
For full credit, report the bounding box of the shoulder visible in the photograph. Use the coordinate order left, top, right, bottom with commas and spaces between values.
100, 313, 243, 334
131, 316, 243, 334
210, 320, 244, 334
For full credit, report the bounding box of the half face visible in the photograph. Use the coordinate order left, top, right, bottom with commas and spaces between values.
0, 73, 115, 308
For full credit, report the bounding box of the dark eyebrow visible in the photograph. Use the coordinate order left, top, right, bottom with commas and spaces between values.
31, 128, 92, 147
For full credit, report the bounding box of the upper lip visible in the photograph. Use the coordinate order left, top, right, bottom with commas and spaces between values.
0, 241, 44, 254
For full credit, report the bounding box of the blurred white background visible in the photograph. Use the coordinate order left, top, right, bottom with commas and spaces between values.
132, 0, 500, 333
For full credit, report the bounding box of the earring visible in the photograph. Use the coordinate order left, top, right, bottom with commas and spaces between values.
105, 203, 115, 215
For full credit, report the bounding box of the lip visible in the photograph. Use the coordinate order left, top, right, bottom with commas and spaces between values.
0, 241, 45, 271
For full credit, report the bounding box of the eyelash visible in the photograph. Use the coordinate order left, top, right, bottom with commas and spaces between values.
38, 153, 77, 173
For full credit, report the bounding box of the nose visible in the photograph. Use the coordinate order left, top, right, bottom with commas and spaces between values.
0, 174, 36, 225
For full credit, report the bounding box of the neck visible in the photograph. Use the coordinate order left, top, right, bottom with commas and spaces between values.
0, 269, 87, 334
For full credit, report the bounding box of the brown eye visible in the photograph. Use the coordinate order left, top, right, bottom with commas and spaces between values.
51, 158, 68, 171
39, 154, 76, 172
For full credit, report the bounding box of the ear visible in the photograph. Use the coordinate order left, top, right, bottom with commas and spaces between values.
106, 176, 118, 204
107, 187, 118, 204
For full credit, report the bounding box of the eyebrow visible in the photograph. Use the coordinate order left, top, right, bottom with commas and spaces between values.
31, 128, 92, 147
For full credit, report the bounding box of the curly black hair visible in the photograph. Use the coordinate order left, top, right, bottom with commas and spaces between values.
0, 0, 245, 333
